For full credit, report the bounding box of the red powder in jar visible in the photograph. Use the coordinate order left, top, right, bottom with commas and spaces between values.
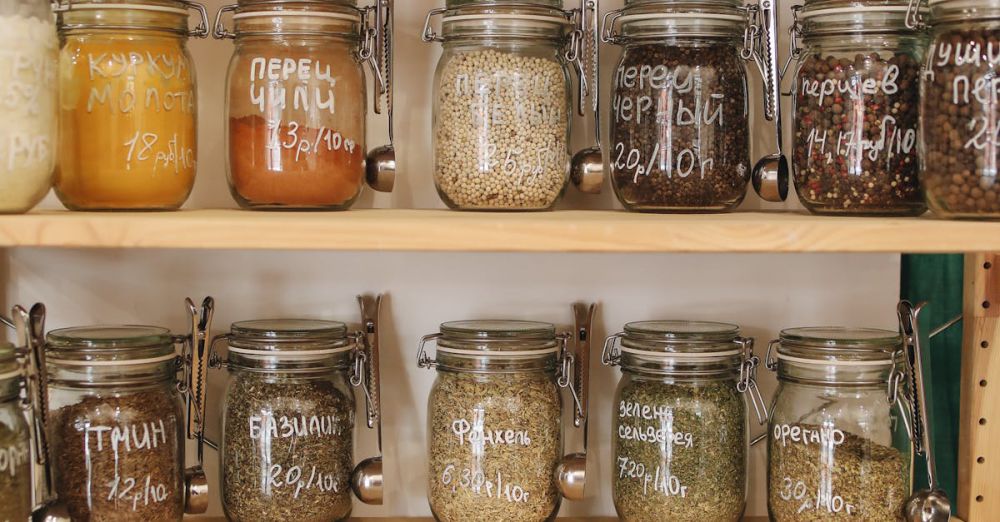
229, 115, 364, 208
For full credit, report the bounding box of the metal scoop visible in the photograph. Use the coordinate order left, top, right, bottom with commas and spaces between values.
749, 0, 789, 202
351, 294, 384, 505
557, 302, 595, 500
12, 304, 71, 522
181, 297, 214, 515
365, 0, 395, 194
898, 301, 951, 522
569, 0, 604, 195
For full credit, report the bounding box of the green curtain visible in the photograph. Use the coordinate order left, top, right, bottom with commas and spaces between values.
900, 254, 963, 500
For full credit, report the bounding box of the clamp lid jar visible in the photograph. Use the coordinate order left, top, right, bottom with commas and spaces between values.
216, 319, 360, 521
417, 319, 576, 521
603, 320, 766, 521
45, 325, 188, 521
213, 0, 395, 210
422, 0, 603, 210
0, 342, 31, 522
920, 0, 1000, 218
602, 0, 754, 212
789, 0, 926, 216
54, 0, 208, 210
765, 327, 910, 521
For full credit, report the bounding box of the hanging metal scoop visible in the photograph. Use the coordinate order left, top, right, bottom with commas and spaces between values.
13, 304, 71, 522
749, 0, 789, 202
351, 294, 384, 505
897, 301, 951, 522
182, 297, 214, 515
365, 0, 396, 193
569, 0, 604, 194
557, 302, 595, 500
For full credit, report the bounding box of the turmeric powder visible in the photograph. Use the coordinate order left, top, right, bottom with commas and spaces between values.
56, 30, 197, 210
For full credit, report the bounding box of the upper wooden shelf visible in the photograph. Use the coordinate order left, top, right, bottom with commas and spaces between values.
0, 209, 997, 253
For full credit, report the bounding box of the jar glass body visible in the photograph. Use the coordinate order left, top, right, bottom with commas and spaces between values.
0, 375, 32, 522
610, 32, 750, 212
0, 0, 57, 213
792, 26, 925, 215
47, 361, 186, 521
921, 9, 1000, 218
612, 369, 746, 521
427, 361, 563, 521
220, 361, 356, 521
766, 362, 910, 521
55, 4, 197, 210
432, 31, 572, 210
224, 10, 367, 210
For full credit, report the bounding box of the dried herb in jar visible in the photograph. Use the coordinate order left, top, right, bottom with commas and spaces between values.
51, 388, 184, 522
610, 43, 750, 212
0, 421, 32, 522
222, 374, 354, 522
793, 52, 923, 215
922, 29, 1000, 217
768, 423, 907, 521
428, 370, 562, 522
613, 378, 745, 521
434, 49, 570, 210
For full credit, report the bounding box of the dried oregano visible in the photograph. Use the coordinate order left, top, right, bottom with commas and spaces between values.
768, 423, 907, 521
222, 374, 354, 522
613, 377, 746, 521
428, 370, 562, 522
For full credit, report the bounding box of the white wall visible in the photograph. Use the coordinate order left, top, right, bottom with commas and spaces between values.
6, 0, 902, 518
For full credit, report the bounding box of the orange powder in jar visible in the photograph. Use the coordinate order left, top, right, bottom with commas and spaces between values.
56, 34, 197, 210
228, 115, 364, 208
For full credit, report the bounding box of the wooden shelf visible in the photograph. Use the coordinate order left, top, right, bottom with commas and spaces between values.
0, 209, 997, 252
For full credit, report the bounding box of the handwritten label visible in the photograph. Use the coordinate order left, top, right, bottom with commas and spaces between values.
261, 463, 344, 499
778, 476, 857, 515
617, 400, 694, 446
82, 418, 175, 512
84, 419, 169, 453
0, 442, 28, 477
612, 63, 730, 182
772, 423, 845, 447
249, 413, 347, 440
441, 465, 531, 504
925, 39, 1000, 153
617, 456, 689, 498
452, 406, 531, 446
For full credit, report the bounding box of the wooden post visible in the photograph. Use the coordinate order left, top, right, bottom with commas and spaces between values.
958, 253, 1000, 521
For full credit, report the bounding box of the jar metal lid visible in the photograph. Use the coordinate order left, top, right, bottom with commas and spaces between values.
437, 320, 559, 355
617, 320, 743, 361
228, 319, 352, 354
776, 326, 902, 365
605, 1, 746, 42
432, 2, 573, 42
798, 1, 926, 34
46, 325, 177, 365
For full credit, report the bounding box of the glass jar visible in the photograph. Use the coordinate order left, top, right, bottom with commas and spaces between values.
214, 0, 393, 210
423, 1, 598, 210
765, 327, 911, 521
0, 343, 32, 521
602, 0, 753, 212
921, 0, 1000, 218
602, 321, 768, 522
790, 0, 926, 216
46, 326, 189, 520
54, 0, 208, 210
0, 0, 57, 213
417, 320, 577, 521
214, 319, 361, 521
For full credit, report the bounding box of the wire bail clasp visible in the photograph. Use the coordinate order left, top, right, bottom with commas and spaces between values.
736, 337, 769, 426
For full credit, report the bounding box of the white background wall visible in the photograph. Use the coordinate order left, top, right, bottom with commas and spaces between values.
5, 0, 902, 518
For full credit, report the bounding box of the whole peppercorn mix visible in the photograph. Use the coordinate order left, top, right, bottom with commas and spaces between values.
922, 25, 1000, 218
793, 52, 923, 215
791, 2, 926, 216
433, 49, 570, 210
